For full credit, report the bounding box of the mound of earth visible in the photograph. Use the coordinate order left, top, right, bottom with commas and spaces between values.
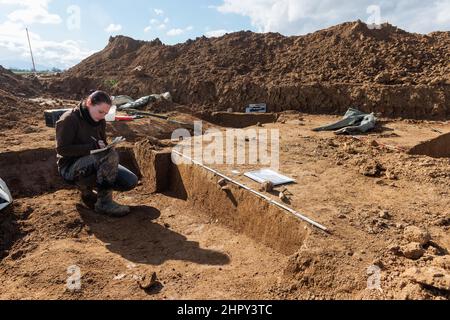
0, 65, 42, 97
47, 21, 450, 119
0, 90, 77, 132
0, 65, 48, 131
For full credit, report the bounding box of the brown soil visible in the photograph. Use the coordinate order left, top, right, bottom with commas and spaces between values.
0, 97, 449, 299
45, 21, 450, 119
0, 66, 42, 97
0, 67, 60, 132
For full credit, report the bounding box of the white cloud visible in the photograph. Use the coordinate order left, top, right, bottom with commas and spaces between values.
216, 0, 450, 34
0, 0, 62, 25
166, 26, 193, 36
145, 11, 170, 33
105, 23, 122, 33
145, 18, 167, 32
166, 28, 184, 36
154, 8, 164, 16
0, 0, 93, 67
205, 29, 232, 37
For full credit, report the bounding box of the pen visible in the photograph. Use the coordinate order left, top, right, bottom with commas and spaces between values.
91, 136, 100, 149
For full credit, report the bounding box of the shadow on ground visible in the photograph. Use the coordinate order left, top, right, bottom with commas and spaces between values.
77, 204, 230, 266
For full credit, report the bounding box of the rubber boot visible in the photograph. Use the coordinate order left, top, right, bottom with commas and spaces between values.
79, 185, 97, 209
76, 175, 97, 208
94, 189, 130, 217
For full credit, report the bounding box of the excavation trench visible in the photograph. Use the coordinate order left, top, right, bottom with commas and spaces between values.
0, 147, 140, 199
134, 140, 310, 256
198, 112, 279, 128
0, 147, 142, 257
0, 142, 309, 260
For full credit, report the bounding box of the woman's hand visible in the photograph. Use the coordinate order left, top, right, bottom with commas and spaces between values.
97, 140, 106, 149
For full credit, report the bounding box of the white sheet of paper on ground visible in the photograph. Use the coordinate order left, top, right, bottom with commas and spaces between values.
0, 178, 12, 211
244, 169, 295, 186
90, 136, 126, 155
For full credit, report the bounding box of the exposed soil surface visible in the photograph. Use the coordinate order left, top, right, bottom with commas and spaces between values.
1, 103, 448, 300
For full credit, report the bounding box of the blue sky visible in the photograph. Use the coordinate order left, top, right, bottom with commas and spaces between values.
0, 0, 449, 70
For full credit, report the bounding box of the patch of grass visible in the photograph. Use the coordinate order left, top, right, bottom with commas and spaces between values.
104, 79, 119, 89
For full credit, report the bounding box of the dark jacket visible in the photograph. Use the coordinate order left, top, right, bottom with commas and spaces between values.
56, 102, 107, 171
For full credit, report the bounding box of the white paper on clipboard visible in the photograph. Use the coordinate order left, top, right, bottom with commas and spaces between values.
90, 136, 126, 155
244, 169, 295, 186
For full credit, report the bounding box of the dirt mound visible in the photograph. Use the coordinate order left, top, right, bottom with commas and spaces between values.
47, 21, 450, 119
0, 92, 43, 131
0, 91, 79, 133
0, 65, 48, 131
0, 89, 36, 131
0, 65, 42, 97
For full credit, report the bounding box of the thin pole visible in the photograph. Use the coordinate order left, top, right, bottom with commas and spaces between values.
172, 150, 329, 232
26, 28, 36, 73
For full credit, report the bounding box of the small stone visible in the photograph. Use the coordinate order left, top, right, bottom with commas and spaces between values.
388, 244, 401, 255
328, 140, 338, 148
259, 181, 274, 192
289, 284, 298, 292
396, 223, 405, 230
403, 226, 431, 246
359, 160, 384, 177
375, 71, 392, 84
379, 210, 391, 220
138, 272, 158, 290
279, 191, 289, 203
218, 178, 227, 187
114, 273, 127, 280
385, 170, 398, 180
372, 259, 384, 269
401, 242, 425, 260
370, 140, 379, 147
132, 66, 146, 77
